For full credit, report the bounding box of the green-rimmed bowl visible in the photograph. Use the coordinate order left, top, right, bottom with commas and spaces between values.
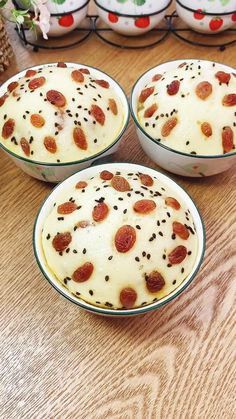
130, 59, 236, 177
33, 162, 206, 317
0, 62, 129, 183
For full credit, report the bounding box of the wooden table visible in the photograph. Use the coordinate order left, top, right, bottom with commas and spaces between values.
1, 7, 236, 419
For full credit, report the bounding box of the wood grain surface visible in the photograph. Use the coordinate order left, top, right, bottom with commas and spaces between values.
0, 3, 236, 418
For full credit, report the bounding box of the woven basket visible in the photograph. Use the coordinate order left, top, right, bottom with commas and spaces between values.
0, 16, 14, 73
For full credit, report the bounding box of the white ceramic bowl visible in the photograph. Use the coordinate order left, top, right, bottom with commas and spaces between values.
95, 0, 172, 36
0, 63, 129, 183
33, 162, 205, 317
131, 59, 236, 177
176, 0, 236, 33
13, 0, 89, 37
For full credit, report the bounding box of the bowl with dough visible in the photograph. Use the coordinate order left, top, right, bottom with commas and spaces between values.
131, 59, 236, 177
0, 62, 129, 182
33, 162, 205, 316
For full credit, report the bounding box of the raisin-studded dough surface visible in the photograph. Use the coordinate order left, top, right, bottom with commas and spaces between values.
42, 169, 198, 310
0, 65, 124, 163
138, 61, 236, 155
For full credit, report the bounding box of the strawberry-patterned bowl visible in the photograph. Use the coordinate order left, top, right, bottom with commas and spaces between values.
33, 162, 205, 316
0, 62, 129, 182
175, 0, 236, 34
131, 59, 236, 177
13, 0, 90, 37
94, 0, 172, 36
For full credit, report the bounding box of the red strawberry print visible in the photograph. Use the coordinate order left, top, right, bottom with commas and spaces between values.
58, 14, 74, 27
231, 13, 236, 22
135, 17, 150, 29
194, 9, 205, 20
209, 18, 223, 31
108, 13, 119, 23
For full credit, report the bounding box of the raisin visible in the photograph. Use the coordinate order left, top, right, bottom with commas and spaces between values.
90, 104, 105, 125
73, 127, 87, 150
52, 232, 72, 252
2, 118, 15, 139
0, 94, 8, 107
120, 288, 137, 308
144, 103, 158, 118
57, 62, 67, 68
20, 137, 30, 156
44, 136, 57, 153
92, 202, 109, 222
115, 225, 136, 253
222, 94, 236, 106
215, 71, 231, 84
8, 82, 19, 92
139, 173, 153, 186
161, 117, 178, 137
152, 74, 162, 82
167, 80, 180, 95
222, 126, 234, 153
165, 197, 181, 210
30, 114, 45, 128
71, 70, 84, 83
146, 271, 165, 292
168, 246, 187, 264
25, 69, 37, 77
172, 221, 190, 240
79, 68, 90, 74
133, 199, 156, 214
72, 262, 94, 282
57, 201, 77, 214
109, 98, 118, 115
77, 220, 89, 228
139, 86, 155, 103
111, 175, 131, 192
76, 181, 88, 189
100, 170, 113, 180
201, 122, 212, 137
46, 90, 66, 107
28, 77, 46, 90
195, 81, 212, 100
95, 79, 110, 88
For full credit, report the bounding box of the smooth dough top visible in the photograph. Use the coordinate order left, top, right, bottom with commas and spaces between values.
41, 169, 198, 310
0, 64, 124, 163
137, 61, 236, 156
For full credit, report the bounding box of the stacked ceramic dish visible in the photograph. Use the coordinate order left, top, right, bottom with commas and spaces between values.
1, 59, 235, 316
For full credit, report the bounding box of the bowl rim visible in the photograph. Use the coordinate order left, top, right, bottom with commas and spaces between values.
130, 58, 236, 160
0, 62, 130, 167
33, 161, 206, 316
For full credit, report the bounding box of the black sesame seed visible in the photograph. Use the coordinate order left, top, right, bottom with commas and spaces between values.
105, 302, 113, 307
188, 251, 192, 255
84, 117, 88, 122
149, 237, 154, 242
59, 251, 63, 256
96, 301, 100, 304
135, 257, 140, 262
82, 248, 86, 254
105, 275, 109, 281
108, 256, 113, 260
158, 232, 163, 237
73, 226, 78, 231
30, 151, 34, 155
73, 249, 78, 253
57, 159, 61, 163
181, 267, 185, 273
141, 302, 147, 306
145, 122, 149, 127
94, 139, 98, 143
89, 290, 93, 296
167, 263, 172, 268
190, 151, 197, 155
57, 217, 64, 221
162, 220, 166, 223
76, 292, 81, 296
142, 251, 146, 257
162, 254, 166, 260
66, 248, 70, 253
171, 233, 176, 240
46, 234, 50, 240
147, 254, 151, 260
123, 209, 127, 214
172, 280, 177, 285
167, 212, 171, 218
118, 197, 123, 201
96, 187, 100, 192
136, 225, 141, 230
113, 206, 118, 210
64, 278, 67, 285
186, 141, 190, 146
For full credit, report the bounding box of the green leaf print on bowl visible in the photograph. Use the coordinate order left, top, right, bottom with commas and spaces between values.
52, 0, 66, 4
117, 0, 147, 5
